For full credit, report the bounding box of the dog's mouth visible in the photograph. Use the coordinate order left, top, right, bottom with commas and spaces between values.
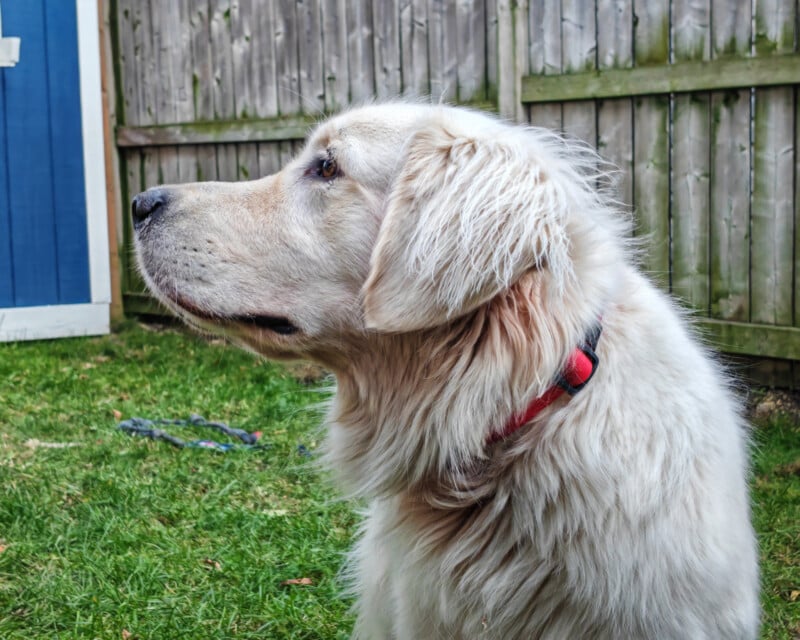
229, 314, 298, 335
170, 294, 299, 336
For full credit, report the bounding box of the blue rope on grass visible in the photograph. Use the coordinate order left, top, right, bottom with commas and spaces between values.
117, 414, 267, 452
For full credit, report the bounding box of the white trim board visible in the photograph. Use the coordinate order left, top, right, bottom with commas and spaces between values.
0, 0, 111, 343
0, 303, 110, 342
76, 0, 111, 306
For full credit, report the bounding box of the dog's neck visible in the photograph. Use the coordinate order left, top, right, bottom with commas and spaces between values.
321, 271, 608, 500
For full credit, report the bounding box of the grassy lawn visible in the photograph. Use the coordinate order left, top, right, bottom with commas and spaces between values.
0, 323, 797, 639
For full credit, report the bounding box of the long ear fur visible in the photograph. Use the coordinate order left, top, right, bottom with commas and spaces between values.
363, 118, 573, 332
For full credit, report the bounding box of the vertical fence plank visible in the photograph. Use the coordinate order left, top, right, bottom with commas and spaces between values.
209, 0, 238, 181
401, 2, 423, 99
152, 1, 191, 185
670, 0, 711, 309
231, 0, 255, 119
252, 2, 281, 177
496, 0, 514, 118
428, 0, 446, 100
632, 0, 670, 289
230, 0, 258, 180
511, 0, 529, 122
456, 0, 486, 102
252, 1, 279, 118
131, 0, 155, 127
298, 0, 326, 112
596, 0, 634, 209
347, 0, 375, 102
322, 0, 349, 110
527, 0, 561, 129
750, 0, 795, 326
709, 0, 751, 321
190, 1, 218, 181
485, 0, 497, 103
796, 61, 800, 331
560, 1, 596, 145
117, 0, 140, 295
258, 141, 284, 176
399, 0, 413, 95
124, 149, 145, 293
442, 0, 460, 102
373, 0, 402, 99
116, 0, 138, 127
276, 0, 301, 168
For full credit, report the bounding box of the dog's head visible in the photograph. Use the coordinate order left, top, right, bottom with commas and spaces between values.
133, 103, 621, 365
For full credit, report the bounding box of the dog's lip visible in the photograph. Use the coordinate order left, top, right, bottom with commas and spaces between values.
229, 314, 299, 335
171, 294, 299, 336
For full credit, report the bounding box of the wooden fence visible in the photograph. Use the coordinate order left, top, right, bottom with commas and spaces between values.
106, 0, 800, 379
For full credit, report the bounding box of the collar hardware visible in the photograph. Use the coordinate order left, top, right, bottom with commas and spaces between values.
489, 323, 602, 444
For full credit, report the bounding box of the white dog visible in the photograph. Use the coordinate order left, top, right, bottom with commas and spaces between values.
132, 103, 760, 639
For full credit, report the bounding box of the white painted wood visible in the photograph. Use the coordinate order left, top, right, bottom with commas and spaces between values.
0, 303, 110, 342
0, 3, 21, 67
76, 0, 112, 309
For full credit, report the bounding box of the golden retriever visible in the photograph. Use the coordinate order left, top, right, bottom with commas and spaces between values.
132, 103, 759, 639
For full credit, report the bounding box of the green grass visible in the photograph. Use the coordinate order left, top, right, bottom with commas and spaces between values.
752, 411, 800, 639
0, 323, 354, 639
0, 323, 797, 639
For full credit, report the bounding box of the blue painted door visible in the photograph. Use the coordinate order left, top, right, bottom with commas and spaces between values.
0, 1, 90, 308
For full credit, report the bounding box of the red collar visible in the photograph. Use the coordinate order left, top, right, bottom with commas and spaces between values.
488, 324, 601, 444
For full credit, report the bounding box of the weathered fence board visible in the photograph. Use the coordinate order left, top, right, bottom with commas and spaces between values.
298, 0, 326, 112
456, 0, 486, 102
797, 86, 800, 330
596, 0, 633, 209
708, 0, 751, 322
526, 0, 560, 128
373, 0, 401, 99
347, 0, 375, 101
632, 0, 670, 288
750, 0, 795, 326
520, 55, 800, 102
560, 1, 596, 146
230, 0, 259, 180
670, 0, 711, 310
321, 0, 349, 110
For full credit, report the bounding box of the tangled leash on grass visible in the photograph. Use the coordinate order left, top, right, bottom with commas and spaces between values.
117, 414, 266, 452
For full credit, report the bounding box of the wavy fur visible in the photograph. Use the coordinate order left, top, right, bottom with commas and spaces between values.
133, 102, 760, 639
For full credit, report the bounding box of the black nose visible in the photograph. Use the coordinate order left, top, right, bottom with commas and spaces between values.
131, 188, 171, 229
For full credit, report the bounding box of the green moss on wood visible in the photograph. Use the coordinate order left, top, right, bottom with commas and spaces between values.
192, 73, 200, 119
635, 16, 669, 66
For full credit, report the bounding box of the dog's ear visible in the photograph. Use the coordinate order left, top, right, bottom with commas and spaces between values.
363, 120, 572, 332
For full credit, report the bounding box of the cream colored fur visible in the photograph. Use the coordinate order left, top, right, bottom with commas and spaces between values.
133, 103, 760, 639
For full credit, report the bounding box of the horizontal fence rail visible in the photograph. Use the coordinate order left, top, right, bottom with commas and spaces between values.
522, 54, 800, 103
116, 114, 317, 147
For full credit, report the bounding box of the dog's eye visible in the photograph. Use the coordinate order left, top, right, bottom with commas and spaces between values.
317, 158, 339, 180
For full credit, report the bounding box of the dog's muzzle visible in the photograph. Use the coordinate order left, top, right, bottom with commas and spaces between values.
132, 187, 172, 231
